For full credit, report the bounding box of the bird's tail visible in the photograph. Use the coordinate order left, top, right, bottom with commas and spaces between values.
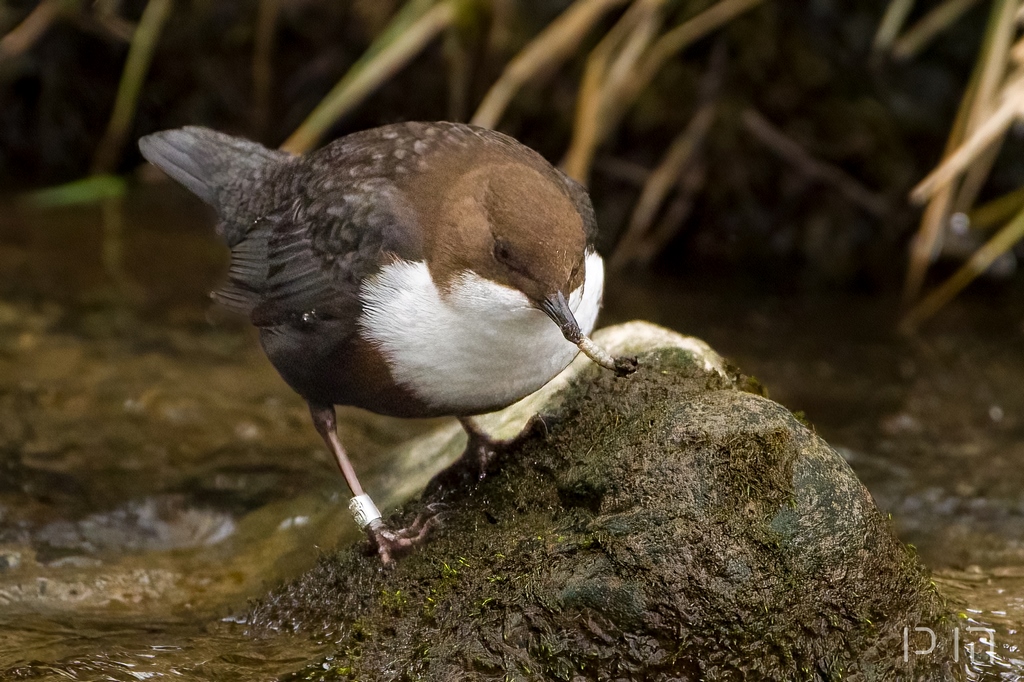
138, 127, 290, 247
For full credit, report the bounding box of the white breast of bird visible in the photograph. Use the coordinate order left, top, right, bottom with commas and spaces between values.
359, 250, 604, 414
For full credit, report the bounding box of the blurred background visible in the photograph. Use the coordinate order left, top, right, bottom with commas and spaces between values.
0, 0, 1003, 291
3, 0, 1024, 678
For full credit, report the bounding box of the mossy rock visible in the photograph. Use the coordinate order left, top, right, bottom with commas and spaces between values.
249, 322, 959, 681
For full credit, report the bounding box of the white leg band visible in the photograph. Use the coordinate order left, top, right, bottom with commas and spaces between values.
348, 494, 382, 529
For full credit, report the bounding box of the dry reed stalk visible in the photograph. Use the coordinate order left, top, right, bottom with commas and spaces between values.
588, 1, 663, 151
88, 0, 135, 42
1011, 32, 1024, 64
902, 65, 979, 302
902, 202, 1024, 332
91, 0, 173, 174
741, 109, 889, 217
562, 0, 664, 183
951, 133, 1002, 212
471, 0, 631, 129
0, 0, 62, 61
904, 189, 956, 304
631, 163, 706, 265
281, 0, 456, 155
631, 0, 763, 96
891, 0, 983, 60
962, 0, 1017, 128
252, 0, 282, 137
608, 106, 715, 270
902, 0, 1016, 306
562, 0, 763, 183
909, 75, 1024, 204
609, 42, 726, 270
965, 184, 1024, 230
874, 0, 915, 54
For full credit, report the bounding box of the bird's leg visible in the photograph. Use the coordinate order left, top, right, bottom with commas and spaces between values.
456, 416, 501, 481
425, 415, 544, 497
308, 402, 439, 563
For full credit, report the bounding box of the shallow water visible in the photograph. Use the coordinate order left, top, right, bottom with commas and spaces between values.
2, 187, 1024, 678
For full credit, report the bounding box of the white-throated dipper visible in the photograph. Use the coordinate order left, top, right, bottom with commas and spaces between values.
138, 121, 637, 563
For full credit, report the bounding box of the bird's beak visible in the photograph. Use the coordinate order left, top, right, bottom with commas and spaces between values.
539, 291, 582, 344
538, 291, 639, 378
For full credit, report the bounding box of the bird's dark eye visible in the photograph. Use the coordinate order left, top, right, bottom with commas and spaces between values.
494, 241, 512, 263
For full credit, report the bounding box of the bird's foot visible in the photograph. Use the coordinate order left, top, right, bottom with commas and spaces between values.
365, 503, 447, 565
426, 415, 547, 498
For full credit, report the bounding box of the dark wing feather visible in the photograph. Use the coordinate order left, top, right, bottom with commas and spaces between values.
211, 210, 279, 315
245, 178, 422, 329
251, 203, 343, 325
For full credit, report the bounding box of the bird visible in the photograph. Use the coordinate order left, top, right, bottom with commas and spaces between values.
138, 121, 636, 563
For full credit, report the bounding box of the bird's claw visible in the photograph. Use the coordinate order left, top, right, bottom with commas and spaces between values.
394, 503, 449, 538
365, 504, 447, 564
